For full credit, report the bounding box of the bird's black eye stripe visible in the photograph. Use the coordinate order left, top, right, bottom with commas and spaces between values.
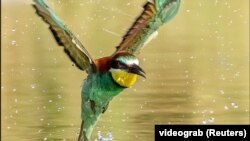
111, 61, 128, 69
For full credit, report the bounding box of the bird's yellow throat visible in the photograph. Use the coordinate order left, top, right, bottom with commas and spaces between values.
111, 71, 138, 88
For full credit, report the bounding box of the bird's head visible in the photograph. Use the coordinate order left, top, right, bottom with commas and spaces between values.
109, 52, 145, 88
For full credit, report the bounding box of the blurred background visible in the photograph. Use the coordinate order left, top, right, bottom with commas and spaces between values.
1, 0, 249, 140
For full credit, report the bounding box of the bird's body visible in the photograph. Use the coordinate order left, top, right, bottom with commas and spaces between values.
33, 0, 180, 140
80, 71, 124, 140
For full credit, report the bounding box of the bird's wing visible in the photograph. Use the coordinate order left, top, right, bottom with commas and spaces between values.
114, 0, 181, 55
33, 0, 96, 72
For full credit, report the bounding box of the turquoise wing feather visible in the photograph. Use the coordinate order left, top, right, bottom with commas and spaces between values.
33, 0, 95, 71
114, 0, 181, 55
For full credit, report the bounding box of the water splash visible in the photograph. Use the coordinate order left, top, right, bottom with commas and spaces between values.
95, 131, 113, 141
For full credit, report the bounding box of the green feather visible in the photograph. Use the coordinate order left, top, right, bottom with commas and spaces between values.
155, 0, 181, 23
80, 72, 124, 140
34, 0, 65, 29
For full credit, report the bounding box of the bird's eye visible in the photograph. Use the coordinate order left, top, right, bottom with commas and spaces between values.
117, 62, 124, 67
111, 61, 127, 69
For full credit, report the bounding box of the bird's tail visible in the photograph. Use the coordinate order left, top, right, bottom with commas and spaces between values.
78, 118, 101, 141
78, 120, 95, 141
78, 102, 102, 141
78, 120, 87, 141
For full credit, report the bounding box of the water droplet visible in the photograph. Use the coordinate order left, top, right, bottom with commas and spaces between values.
202, 120, 207, 124
224, 106, 228, 110
219, 90, 224, 95
57, 95, 62, 99
13, 88, 17, 92
208, 117, 215, 123
231, 102, 238, 108
140, 105, 143, 109
201, 110, 207, 114
235, 72, 240, 77
31, 84, 36, 89
11, 40, 16, 45
43, 137, 47, 141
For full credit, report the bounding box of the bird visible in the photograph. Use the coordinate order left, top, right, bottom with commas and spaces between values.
33, 0, 180, 140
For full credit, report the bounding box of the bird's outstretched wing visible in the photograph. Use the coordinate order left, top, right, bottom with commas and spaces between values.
33, 0, 96, 72
114, 0, 181, 55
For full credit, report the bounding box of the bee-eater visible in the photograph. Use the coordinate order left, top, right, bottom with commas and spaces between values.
33, 0, 180, 140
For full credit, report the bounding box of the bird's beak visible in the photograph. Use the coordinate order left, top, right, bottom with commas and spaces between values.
129, 65, 146, 78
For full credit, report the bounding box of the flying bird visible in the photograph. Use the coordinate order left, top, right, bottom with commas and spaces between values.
33, 0, 180, 140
